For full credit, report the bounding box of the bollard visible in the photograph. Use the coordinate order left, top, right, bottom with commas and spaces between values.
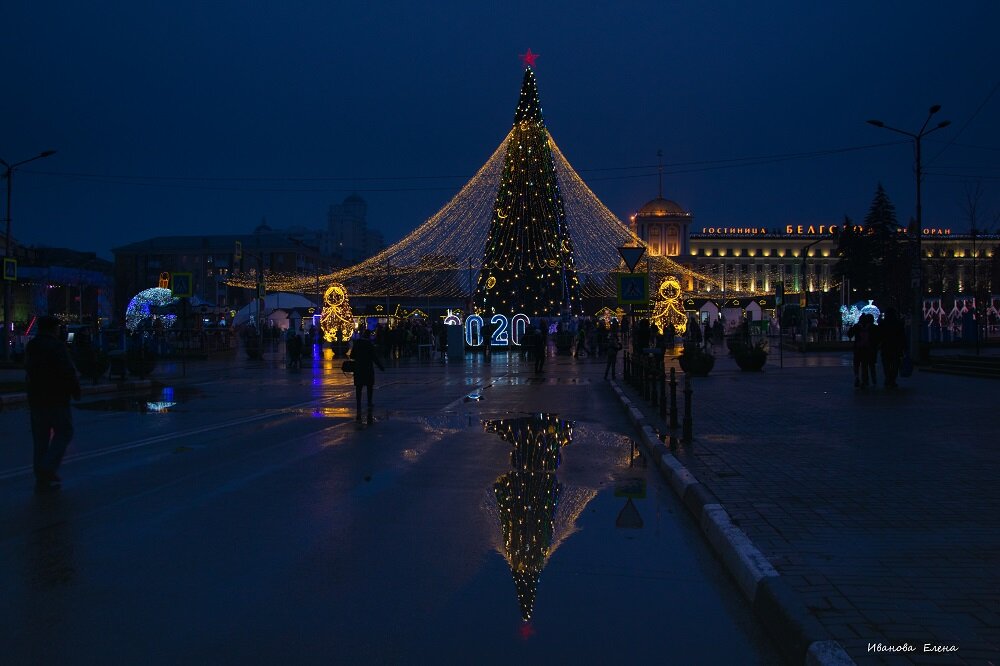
682, 373, 693, 443
669, 367, 679, 430
659, 366, 667, 420
648, 357, 658, 407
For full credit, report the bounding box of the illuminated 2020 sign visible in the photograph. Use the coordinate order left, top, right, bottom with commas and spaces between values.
456, 313, 531, 347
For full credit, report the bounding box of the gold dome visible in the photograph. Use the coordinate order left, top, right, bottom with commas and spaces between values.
637, 197, 689, 217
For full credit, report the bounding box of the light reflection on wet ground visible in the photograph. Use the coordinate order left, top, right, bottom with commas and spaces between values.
74, 385, 201, 414
478, 414, 661, 628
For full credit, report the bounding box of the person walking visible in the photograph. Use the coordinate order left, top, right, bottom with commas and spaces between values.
604, 324, 622, 380
25, 315, 81, 491
286, 329, 302, 370
848, 313, 876, 387
349, 328, 385, 424
880, 308, 906, 388
533, 326, 547, 374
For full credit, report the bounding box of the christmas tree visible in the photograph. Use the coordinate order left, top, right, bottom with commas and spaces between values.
475, 57, 581, 317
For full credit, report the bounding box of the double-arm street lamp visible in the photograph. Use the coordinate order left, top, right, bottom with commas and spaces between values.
2, 150, 57, 361
867, 105, 950, 363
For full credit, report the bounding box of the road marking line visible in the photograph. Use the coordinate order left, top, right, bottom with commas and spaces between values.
0, 399, 323, 480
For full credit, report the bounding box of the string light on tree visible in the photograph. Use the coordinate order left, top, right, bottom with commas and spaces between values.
475, 56, 582, 317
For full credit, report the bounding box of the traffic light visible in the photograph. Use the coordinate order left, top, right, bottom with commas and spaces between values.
235, 240, 243, 261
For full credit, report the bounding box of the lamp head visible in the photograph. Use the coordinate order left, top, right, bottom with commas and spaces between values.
936, 120, 951, 129
40, 150, 56, 157
867, 119, 885, 127
928, 104, 941, 114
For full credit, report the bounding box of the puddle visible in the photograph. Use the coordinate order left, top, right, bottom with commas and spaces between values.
483, 414, 573, 622
491, 376, 592, 386
75, 386, 201, 414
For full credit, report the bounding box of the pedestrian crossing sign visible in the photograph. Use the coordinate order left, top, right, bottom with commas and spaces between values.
617, 272, 648, 304
171, 272, 193, 298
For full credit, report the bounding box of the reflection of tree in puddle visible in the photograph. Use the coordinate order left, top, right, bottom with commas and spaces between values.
484, 414, 594, 623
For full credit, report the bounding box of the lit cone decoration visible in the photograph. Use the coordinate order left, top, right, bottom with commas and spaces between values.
319, 283, 354, 342
484, 414, 573, 622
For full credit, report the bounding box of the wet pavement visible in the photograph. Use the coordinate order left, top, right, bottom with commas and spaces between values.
619, 347, 1000, 665
0, 350, 779, 664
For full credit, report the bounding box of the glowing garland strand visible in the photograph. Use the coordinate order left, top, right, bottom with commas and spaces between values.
225, 75, 721, 298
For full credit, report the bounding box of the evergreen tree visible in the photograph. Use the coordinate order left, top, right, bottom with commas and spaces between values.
834, 184, 912, 306
475, 66, 581, 317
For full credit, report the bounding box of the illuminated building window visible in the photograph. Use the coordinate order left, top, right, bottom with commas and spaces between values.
649, 226, 662, 256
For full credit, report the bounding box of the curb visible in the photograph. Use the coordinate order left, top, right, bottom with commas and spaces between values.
610, 380, 855, 666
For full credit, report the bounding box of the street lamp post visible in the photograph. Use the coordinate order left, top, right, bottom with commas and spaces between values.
798, 237, 825, 346
2, 150, 57, 361
867, 105, 950, 363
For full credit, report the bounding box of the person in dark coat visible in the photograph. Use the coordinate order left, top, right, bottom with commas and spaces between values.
879, 308, 906, 388
533, 326, 547, 374
286, 329, 303, 370
604, 324, 622, 380
848, 313, 877, 387
350, 327, 385, 424
25, 315, 82, 490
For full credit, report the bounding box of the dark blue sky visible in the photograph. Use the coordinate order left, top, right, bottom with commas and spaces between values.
3, 1, 998, 259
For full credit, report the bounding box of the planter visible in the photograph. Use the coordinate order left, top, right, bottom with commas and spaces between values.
733, 351, 767, 371
679, 349, 715, 376
126, 349, 157, 377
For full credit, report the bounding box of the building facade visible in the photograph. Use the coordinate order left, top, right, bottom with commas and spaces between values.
0, 233, 113, 329
630, 194, 999, 301
113, 227, 334, 326
325, 194, 385, 264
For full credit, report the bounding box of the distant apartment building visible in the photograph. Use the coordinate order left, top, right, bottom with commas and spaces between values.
325, 194, 385, 263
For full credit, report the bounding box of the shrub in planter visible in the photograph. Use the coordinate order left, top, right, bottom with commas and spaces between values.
678, 343, 715, 376
126, 347, 157, 377
74, 350, 111, 384
731, 339, 768, 371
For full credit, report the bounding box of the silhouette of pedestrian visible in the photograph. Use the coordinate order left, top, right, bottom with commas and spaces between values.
25, 315, 81, 491
533, 326, 546, 374
604, 325, 622, 380
286, 330, 303, 370
848, 313, 877, 387
880, 308, 906, 388
349, 328, 385, 424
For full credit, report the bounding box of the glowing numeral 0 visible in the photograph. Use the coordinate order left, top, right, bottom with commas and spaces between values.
510, 314, 530, 346
465, 314, 483, 347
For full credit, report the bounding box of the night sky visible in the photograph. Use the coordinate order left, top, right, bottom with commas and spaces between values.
3, 1, 998, 260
